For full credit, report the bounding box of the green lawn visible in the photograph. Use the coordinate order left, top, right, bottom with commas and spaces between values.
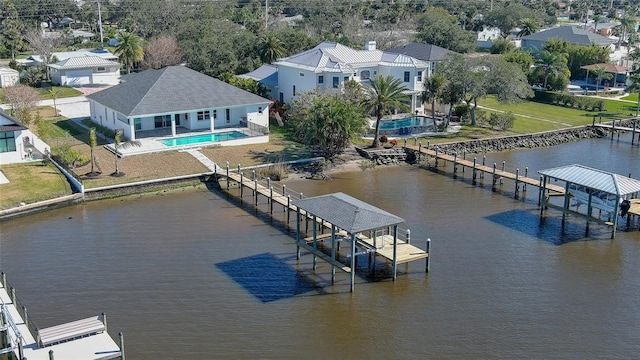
621, 93, 637, 102
0, 162, 72, 209
36, 86, 83, 99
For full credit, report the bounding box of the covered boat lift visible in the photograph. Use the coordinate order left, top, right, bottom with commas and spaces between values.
539, 164, 640, 238
292, 192, 429, 292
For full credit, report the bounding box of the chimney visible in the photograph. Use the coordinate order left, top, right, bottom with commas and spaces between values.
365, 40, 376, 51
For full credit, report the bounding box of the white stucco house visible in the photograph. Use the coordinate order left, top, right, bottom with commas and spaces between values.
273, 41, 429, 113
0, 67, 19, 88
49, 56, 121, 86
0, 109, 49, 165
86, 65, 272, 142
17, 49, 118, 67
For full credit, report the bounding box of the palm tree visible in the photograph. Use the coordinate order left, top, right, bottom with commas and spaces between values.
112, 130, 142, 177
626, 71, 640, 116
617, 15, 636, 49
115, 32, 144, 74
518, 18, 540, 38
421, 74, 444, 132
591, 65, 612, 94
536, 50, 567, 90
88, 127, 99, 176
258, 34, 286, 64
362, 75, 410, 148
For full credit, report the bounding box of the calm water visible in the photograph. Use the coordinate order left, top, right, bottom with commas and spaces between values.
159, 131, 247, 147
1, 134, 639, 359
378, 116, 435, 130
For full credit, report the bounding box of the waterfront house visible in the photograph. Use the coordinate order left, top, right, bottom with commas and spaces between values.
49, 56, 120, 86
86, 65, 271, 141
17, 49, 119, 67
238, 64, 278, 98
386, 43, 458, 76
273, 41, 429, 113
0, 109, 49, 165
521, 25, 616, 54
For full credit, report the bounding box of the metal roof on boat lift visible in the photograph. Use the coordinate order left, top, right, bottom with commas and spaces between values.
292, 192, 404, 234
538, 164, 640, 196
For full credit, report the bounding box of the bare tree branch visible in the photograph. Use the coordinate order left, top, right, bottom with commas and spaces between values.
3, 85, 41, 125
141, 35, 183, 70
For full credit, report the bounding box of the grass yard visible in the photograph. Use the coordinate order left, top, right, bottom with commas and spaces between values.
621, 93, 638, 102
36, 86, 83, 99
0, 162, 72, 210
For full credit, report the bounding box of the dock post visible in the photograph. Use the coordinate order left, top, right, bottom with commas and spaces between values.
18, 341, 23, 360
101, 312, 107, 331
633, 122, 637, 145
1, 272, 4, 287
406, 229, 411, 244
425, 238, 431, 273
539, 175, 546, 209
312, 216, 317, 271
500, 161, 505, 184
515, 168, 520, 199
492, 163, 497, 190
462, 151, 466, 174
254, 177, 258, 206
524, 167, 528, 192
282, 185, 287, 212
296, 209, 301, 260
10, 287, 15, 304
481, 156, 486, 179
350, 233, 356, 292
269, 187, 274, 214
612, 120, 615, 140
435, 148, 438, 168
286, 195, 291, 224
226, 161, 229, 190
472, 157, 477, 185
23, 306, 27, 329
119, 332, 125, 360
331, 226, 336, 283
418, 143, 422, 162
453, 153, 458, 178
49, 349, 54, 360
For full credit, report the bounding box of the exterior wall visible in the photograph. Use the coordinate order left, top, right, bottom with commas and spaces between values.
0, 73, 19, 88
276, 66, 318, 103
51, 66, 120, 86
0, 128, 49, 165
88, 100, 133, 139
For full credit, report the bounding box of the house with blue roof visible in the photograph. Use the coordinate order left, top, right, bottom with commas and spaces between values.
521, 25, 616, 54
273, 41, 430, 114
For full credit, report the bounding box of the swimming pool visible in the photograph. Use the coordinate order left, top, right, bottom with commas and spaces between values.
159, 131, 248, 147
377, 116, 435, 130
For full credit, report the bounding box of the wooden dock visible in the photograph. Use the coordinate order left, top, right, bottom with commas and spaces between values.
591, 119, 640, 145
404, 144, 566, 195
218, 168, 430, 280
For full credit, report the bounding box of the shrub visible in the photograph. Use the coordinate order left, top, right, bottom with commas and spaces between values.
51, 143, 89, 168
379, 135, 388, 143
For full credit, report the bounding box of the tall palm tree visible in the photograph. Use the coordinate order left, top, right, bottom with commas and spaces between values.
258, 34, 286, 64
518, 18, 540, 38
592, 65, 611, 94
89, 127, 98, 175
421, 74, 444, 131
362, 75, 410, 148
537, 50, 567, 89
112, 130, 142, 177
115, 32, 144, 74
626, 70, 640, 116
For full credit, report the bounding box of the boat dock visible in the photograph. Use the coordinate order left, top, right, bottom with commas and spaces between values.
403, 143, 566, 198
591, 118, 640, 144
0, 272, 123, 360
216, 165, 430, 292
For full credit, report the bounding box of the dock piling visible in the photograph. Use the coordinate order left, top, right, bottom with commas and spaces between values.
515, 168, 520, 198
472, 157, 477, 185
501, 161, 505, 184
453, 153, 458, 178
119, 332, 125, 360
524, 167, 528, 192
226, 162, 229, 190
49, 349, 54, 360
406, 229, 411, 244
492, 163, 497, 189
426, 238, 431, 273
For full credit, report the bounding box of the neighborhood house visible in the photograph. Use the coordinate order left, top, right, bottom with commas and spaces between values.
0, 109, 49, 165
50, 56, 121, 86
86, 66, 272, 142
274, 41, 430, 114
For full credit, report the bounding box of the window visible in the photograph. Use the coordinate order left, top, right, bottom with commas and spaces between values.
213, 110, 217, 119
0, 132, 16, 153
154, 115, 171, 128
299, 72, 304, 77
97, 67, 106, 72
360, 70, 370, 80
344, 76, 349, 82
404, 71, 410, 82
332, 76, 339, 88
134, 118, 142, 131
318, 75, 324, 84
293, 85, 296, 96
225, 109, 230, 123
417, 71, 422, 82
258, 107, 262, 114
197, 111, 211, 121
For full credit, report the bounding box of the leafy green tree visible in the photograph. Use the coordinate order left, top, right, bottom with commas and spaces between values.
518, 18, 541, 37
503, 49, 535, 76
219, 73, 269, 98
362, 75, 410, 148
483, 3, 529, 38
258, 34, 286, 64
287, 90, 367, 159
0, 0, 24, 60
535, 50, 569, 89
115, 32, 144, 74
565, 44, 610, 79
440, 55, 532, 125
421, 74, 444, 130
590, 65, 612, 93
415, 7, 476, 53
490, 39, 515, 54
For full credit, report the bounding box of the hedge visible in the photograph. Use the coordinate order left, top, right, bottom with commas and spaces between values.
532, 91, 605, 111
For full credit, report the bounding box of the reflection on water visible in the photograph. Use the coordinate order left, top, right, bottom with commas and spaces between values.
1, 134, 639, 358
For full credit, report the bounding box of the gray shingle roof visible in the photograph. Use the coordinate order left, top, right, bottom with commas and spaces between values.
539, 164, 640, 196
86, 66, 270, 117
522, 26, 615, 46
0, 109, 27, 133
387, 43, 458, 62
292, 192, 405, 234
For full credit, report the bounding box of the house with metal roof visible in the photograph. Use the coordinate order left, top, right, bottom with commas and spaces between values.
521, 25, 616, 54
17, 49, 119, 67
386, 42, 458, 76
86, 66, 271, 142
273, 41, 430, 113
238, 64, 278, 99
0, 66, 19, 88
0, 109, 49, 165
49, 56, 120, 86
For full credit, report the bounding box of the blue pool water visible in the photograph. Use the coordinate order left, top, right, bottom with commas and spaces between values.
378, 116, 435, 130
159, 131, 248, 147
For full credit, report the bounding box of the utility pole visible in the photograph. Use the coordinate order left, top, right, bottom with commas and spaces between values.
97, 0, 104, 49
265, 0, 268, 29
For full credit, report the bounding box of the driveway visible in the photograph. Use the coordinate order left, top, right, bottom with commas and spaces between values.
39, 96, 90, 119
